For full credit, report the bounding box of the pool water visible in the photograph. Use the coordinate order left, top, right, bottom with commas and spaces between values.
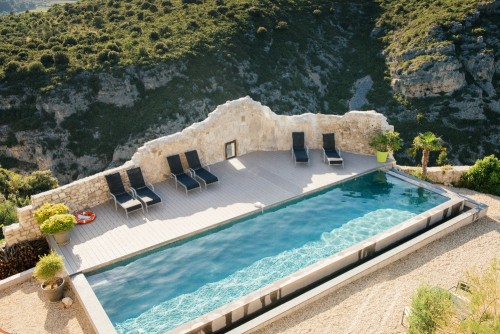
87, 171, 447, 333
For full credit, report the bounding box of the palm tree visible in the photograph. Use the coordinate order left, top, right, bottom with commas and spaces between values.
411, 132, 444, 179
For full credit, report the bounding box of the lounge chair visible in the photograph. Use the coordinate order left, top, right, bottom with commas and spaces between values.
185, 150, 219, 188
322, 133, 344, 167
126, 167, 162, 212
291, 132, 309, 165
166, 154, 201, 194
105, 172, 143, 218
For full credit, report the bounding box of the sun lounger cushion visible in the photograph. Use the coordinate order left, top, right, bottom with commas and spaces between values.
194, 168, 218, 185
134, 187, 162, 207
126, 167, 162, 208
175, 173, 201, 191
185, 150, 219, 187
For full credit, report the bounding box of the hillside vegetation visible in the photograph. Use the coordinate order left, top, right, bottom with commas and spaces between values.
376, 0, 487, 74
0, 0, 498, 184
0, 0, 329, 86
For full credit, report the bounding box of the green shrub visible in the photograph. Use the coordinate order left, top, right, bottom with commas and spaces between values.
154, 42, 168, 54
436, 149, 449, 166
4, 60, 22, 77
63, 36, 78, 46
54, 51, 70, 67
18, 170, 58, 199
472, 27, 486, 35
149, 31, 160, 41
456, 259, 499, 333
0, 169, 11, 195
107, 50, 120, 64
39, 213, 76, 234
97, 50, 109, 63
369, 131, 403, 152
33, 251, 64, 285
256, 26, 267, 35
407, 286, 454, 333
0, 200, 17, 239
27, 61, 45, 75
276, 21, 288, 30
459, 155, 500, 196
33, 202, 69, 225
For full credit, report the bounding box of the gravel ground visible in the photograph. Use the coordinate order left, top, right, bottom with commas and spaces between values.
0, 188, 498, 334
0, 277, 95, 334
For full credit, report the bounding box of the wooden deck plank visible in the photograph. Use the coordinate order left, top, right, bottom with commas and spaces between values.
56, 150, 390, 275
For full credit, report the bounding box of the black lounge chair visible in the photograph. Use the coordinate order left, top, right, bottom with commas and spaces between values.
166, 154, 201, 194
322, 133, 344, 168
105, 172, 143, 218
291, 132, 309, 165
185, 150, 219, 188
126, 167, 162, 212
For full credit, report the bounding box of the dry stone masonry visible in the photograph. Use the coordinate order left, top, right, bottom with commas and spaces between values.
3, 97, 392, 245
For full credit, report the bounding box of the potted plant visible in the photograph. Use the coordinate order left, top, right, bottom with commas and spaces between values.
34, 202, 75, 245
370, 130, 403, 162
39, 214, 76, 245
33, 251, 65, 302
34, 202, 69, 224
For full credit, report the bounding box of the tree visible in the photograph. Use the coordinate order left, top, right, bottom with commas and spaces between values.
410, 132, 444, 179
40, 53, 55, 68
18, 170, 58, 198
53, 51, 70, 68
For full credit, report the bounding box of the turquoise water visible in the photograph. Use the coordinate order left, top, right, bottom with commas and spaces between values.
86, 171, 447, 333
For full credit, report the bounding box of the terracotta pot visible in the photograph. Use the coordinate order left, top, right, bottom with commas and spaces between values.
41, 278, 65, 302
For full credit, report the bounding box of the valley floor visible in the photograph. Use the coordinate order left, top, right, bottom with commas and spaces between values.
0, 188, 498, 334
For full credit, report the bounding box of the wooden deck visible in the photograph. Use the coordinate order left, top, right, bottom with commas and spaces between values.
50, 150, 392, 275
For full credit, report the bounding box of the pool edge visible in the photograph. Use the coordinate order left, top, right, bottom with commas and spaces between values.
70, 273, 117, 334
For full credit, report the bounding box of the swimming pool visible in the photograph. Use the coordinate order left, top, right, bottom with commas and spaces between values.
86, 171, 448, 333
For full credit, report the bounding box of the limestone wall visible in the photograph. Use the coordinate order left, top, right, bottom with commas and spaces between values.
132, 96, 392, 183
3, 96, 392, 245
3, 161, 135, 245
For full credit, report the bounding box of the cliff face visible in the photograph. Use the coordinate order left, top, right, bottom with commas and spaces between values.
389, 3, 499, 101
0, 1, 498, 184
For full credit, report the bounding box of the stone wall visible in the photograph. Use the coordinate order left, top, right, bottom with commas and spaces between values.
3, 161, 135, 245
3, 96, 392, 245
398, 166, 470, 186
132, 96, 392, 184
